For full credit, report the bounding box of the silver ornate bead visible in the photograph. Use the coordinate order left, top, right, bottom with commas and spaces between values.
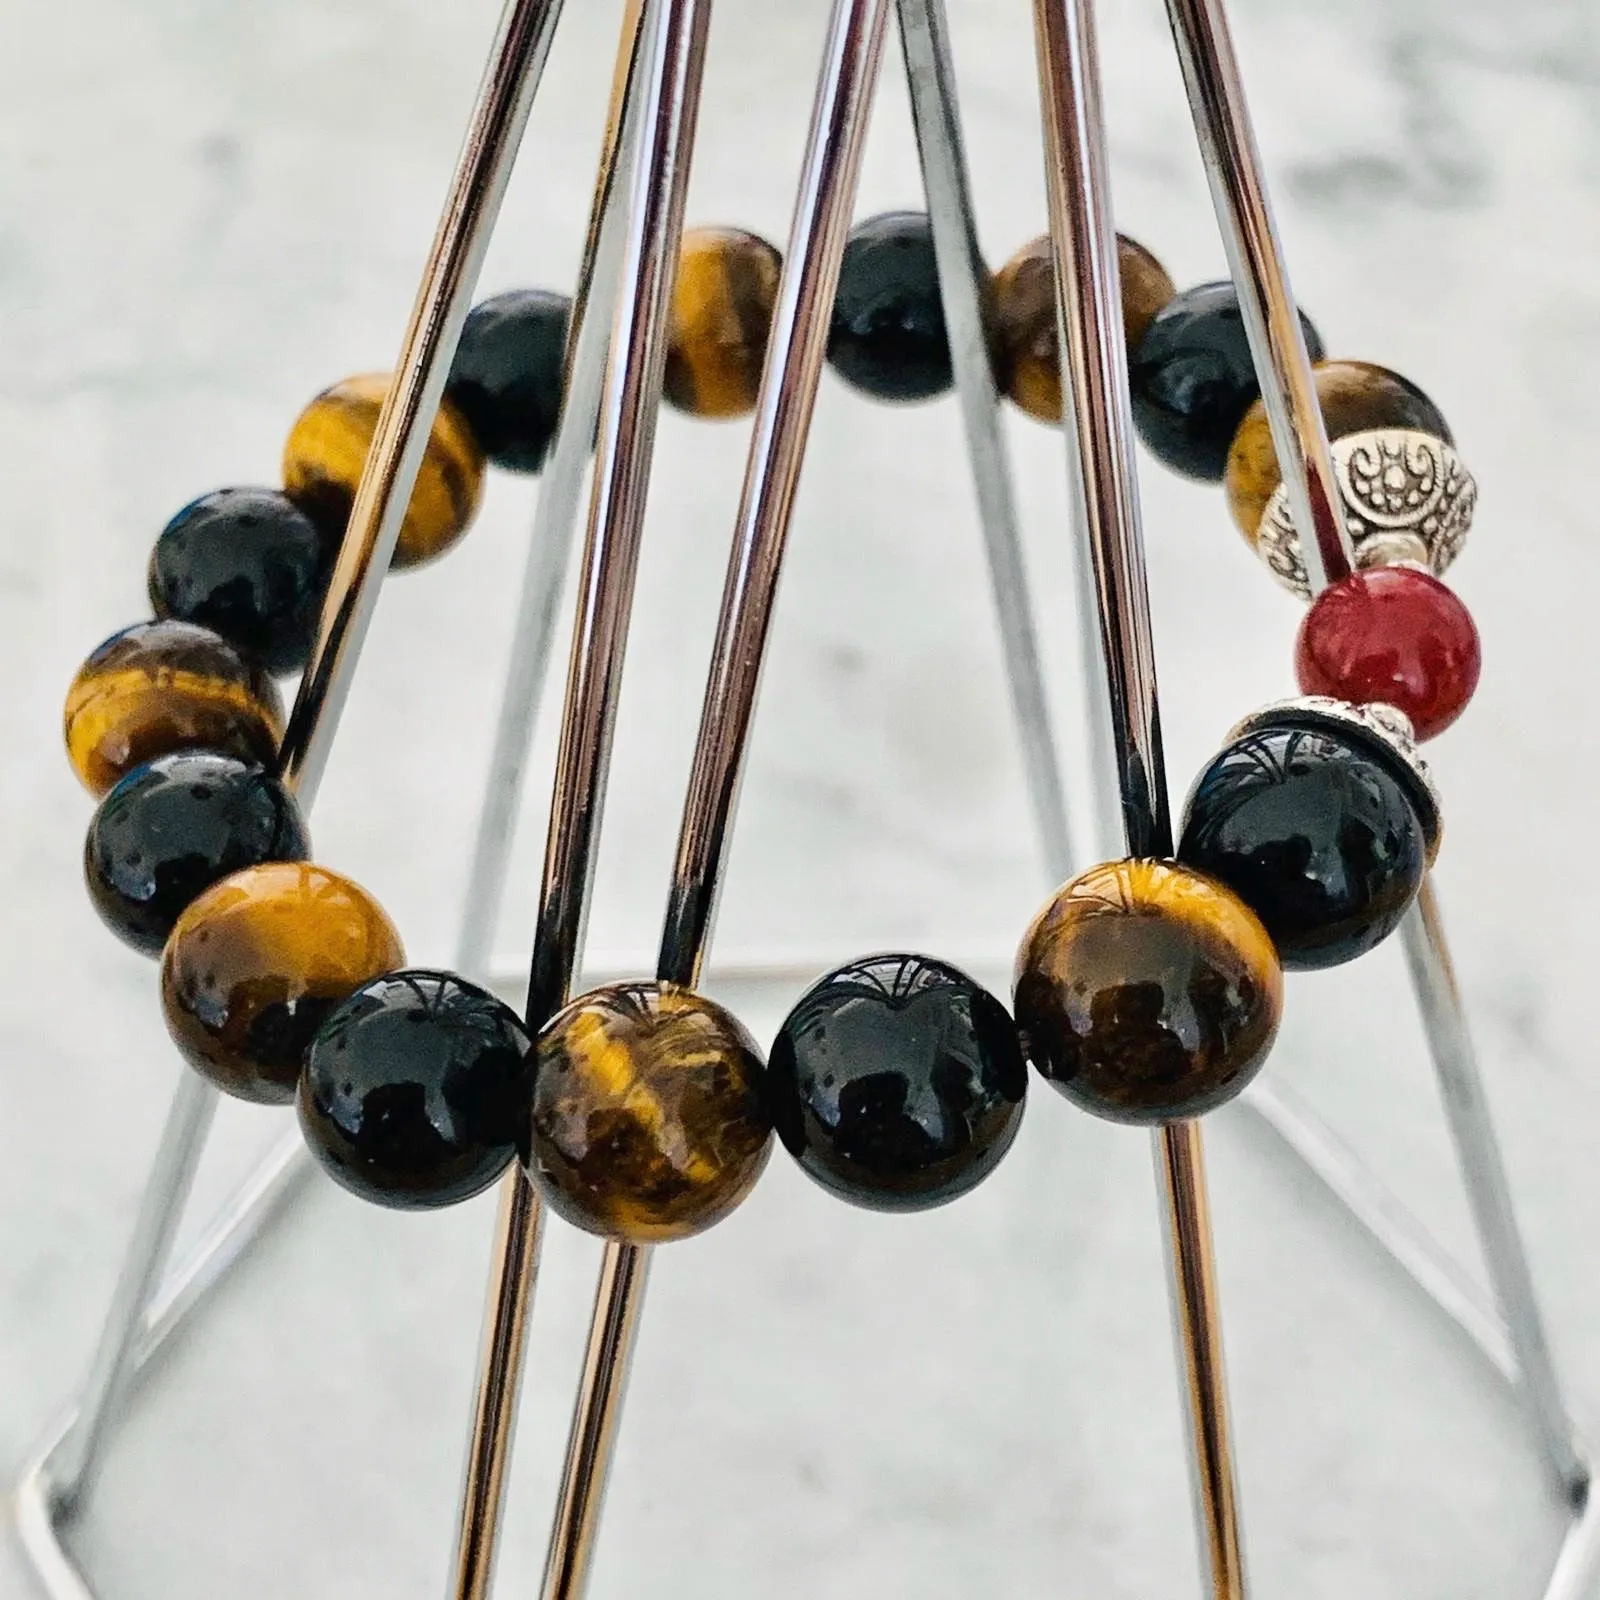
1254, 428, 1476, 600
1227, 695, 1442, 865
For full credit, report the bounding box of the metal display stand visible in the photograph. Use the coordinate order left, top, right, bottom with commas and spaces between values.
12, 0, 1597, 1596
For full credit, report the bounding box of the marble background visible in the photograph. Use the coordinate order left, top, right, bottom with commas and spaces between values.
4, 0, 1600, 1594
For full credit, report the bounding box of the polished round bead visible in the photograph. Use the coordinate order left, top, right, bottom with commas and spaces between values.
529, 982, 771, 1243
148, 487, 334, 674
64, 620, 285, 797
663, 226, 782, 419
1014, 860, 1281, 1124
1178, 717, 1428, 969
1296, 567, 1481, 741
1226, 360, 1452, 540
827, 211, 951, 402
299, 970, 532, 1209
84, 752, 310, 956
282, 373, 486, 569
993, 232, 1175, 424
768, 954, 1027, 1212
1131, 282, 1325, 480
446, 290, 571, 473
161, 862, 405, 1104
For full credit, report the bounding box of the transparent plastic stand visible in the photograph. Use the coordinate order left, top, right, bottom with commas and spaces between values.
12, 0, 1595, 1595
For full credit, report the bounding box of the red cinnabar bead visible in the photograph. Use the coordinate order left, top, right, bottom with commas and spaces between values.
1295, 566, 1481, 740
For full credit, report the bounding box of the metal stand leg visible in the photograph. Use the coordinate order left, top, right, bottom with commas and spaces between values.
1160, 0, 1592, 1555
43, 1073, 217, 1516
456, 0, 650, 985
447, 0, 714, 1593
896, 0, 1076, 883
14, 2, 570, 1594
531, 5, 892, 1595
1401, 879, 1587, 1499
1034, 0, 1250, 1592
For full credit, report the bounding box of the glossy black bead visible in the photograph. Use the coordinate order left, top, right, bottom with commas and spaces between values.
148, 487, 334, 674
1178, 720, 1427, 970
768, 954, 1027, 1212
84, 751, 310, 956
1130, 282, 1326, 481
446, 289, 571, 473
299, 970, 533, 1209
827, 212, 952, 402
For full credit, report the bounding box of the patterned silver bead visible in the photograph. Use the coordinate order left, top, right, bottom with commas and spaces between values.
1227, 695, 1442, 865
1254, 428, 1476, 600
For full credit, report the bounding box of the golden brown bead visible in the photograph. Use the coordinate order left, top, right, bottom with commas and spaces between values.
992, 232, 1176, 424
64, 620, 284, 797
663, 226, 782, 419
1224, 359, 1453, 540
1013, 859, 1282, 1124
529, 982, 772, 1243
161, 861, 405, 1105
282, 373, 486, 570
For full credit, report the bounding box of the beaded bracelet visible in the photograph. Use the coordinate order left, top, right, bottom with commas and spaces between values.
61, 203, 1468, 1229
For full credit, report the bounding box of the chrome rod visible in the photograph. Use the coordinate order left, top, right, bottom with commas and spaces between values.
895, 0, 1075, 882
456, 0, 651, 983
536, 1230, 653, 1600
1032, 0, 1247, 1593
278, 0, 569, 808
1159, 0, 1348, 592
1401, 879, 1588, 1497
451, 0, 714, 1593
539, 4, 891, 1595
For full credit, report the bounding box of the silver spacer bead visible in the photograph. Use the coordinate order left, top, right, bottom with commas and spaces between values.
1225, 695, 1443, 865
1254, 428, 1476, 600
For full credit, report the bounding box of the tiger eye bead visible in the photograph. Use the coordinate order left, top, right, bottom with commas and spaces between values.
446, 289, 571, 473
282, 373, 486, 570
1178, 709, 1430, 969
64, 620, 285, 797
85, 752, 310, 956
663, 226, 782, 419
529, 982, 771, 1243
828, 211, 952, 402
993, 232, 1176, 424
1131, 282, 1326, 481
300, 970, 532, 1209
1014, 860, 1282, 1124
768, 954, 1027, 1212
1225, 360, 1453, 540
161, 862, 404, 1105
148, 487, 334, 674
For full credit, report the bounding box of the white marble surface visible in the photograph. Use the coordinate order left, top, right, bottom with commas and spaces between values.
4, 0, 1600, 1594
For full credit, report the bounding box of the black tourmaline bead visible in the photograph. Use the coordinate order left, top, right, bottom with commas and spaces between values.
768, 954, 1027, 1212
827, 212, 953, 402
1178, 716, 1428, 970
85, 751, 310, 956
299, 970, 533, 1209
148, 487, 334, 674
446, 289, 571, 473
1130, 282, 1326, 481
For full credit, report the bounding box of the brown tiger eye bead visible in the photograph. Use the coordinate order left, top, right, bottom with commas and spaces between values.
529, 982, 772, 1243
663, 226, 782, 419
993, 232, 1175, 423
282, 373, 486, 570
1014, 859, 1282, 1124
161, 861, 404, 1105
64, 620, 285, 797
1225, 359, 1453, 540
